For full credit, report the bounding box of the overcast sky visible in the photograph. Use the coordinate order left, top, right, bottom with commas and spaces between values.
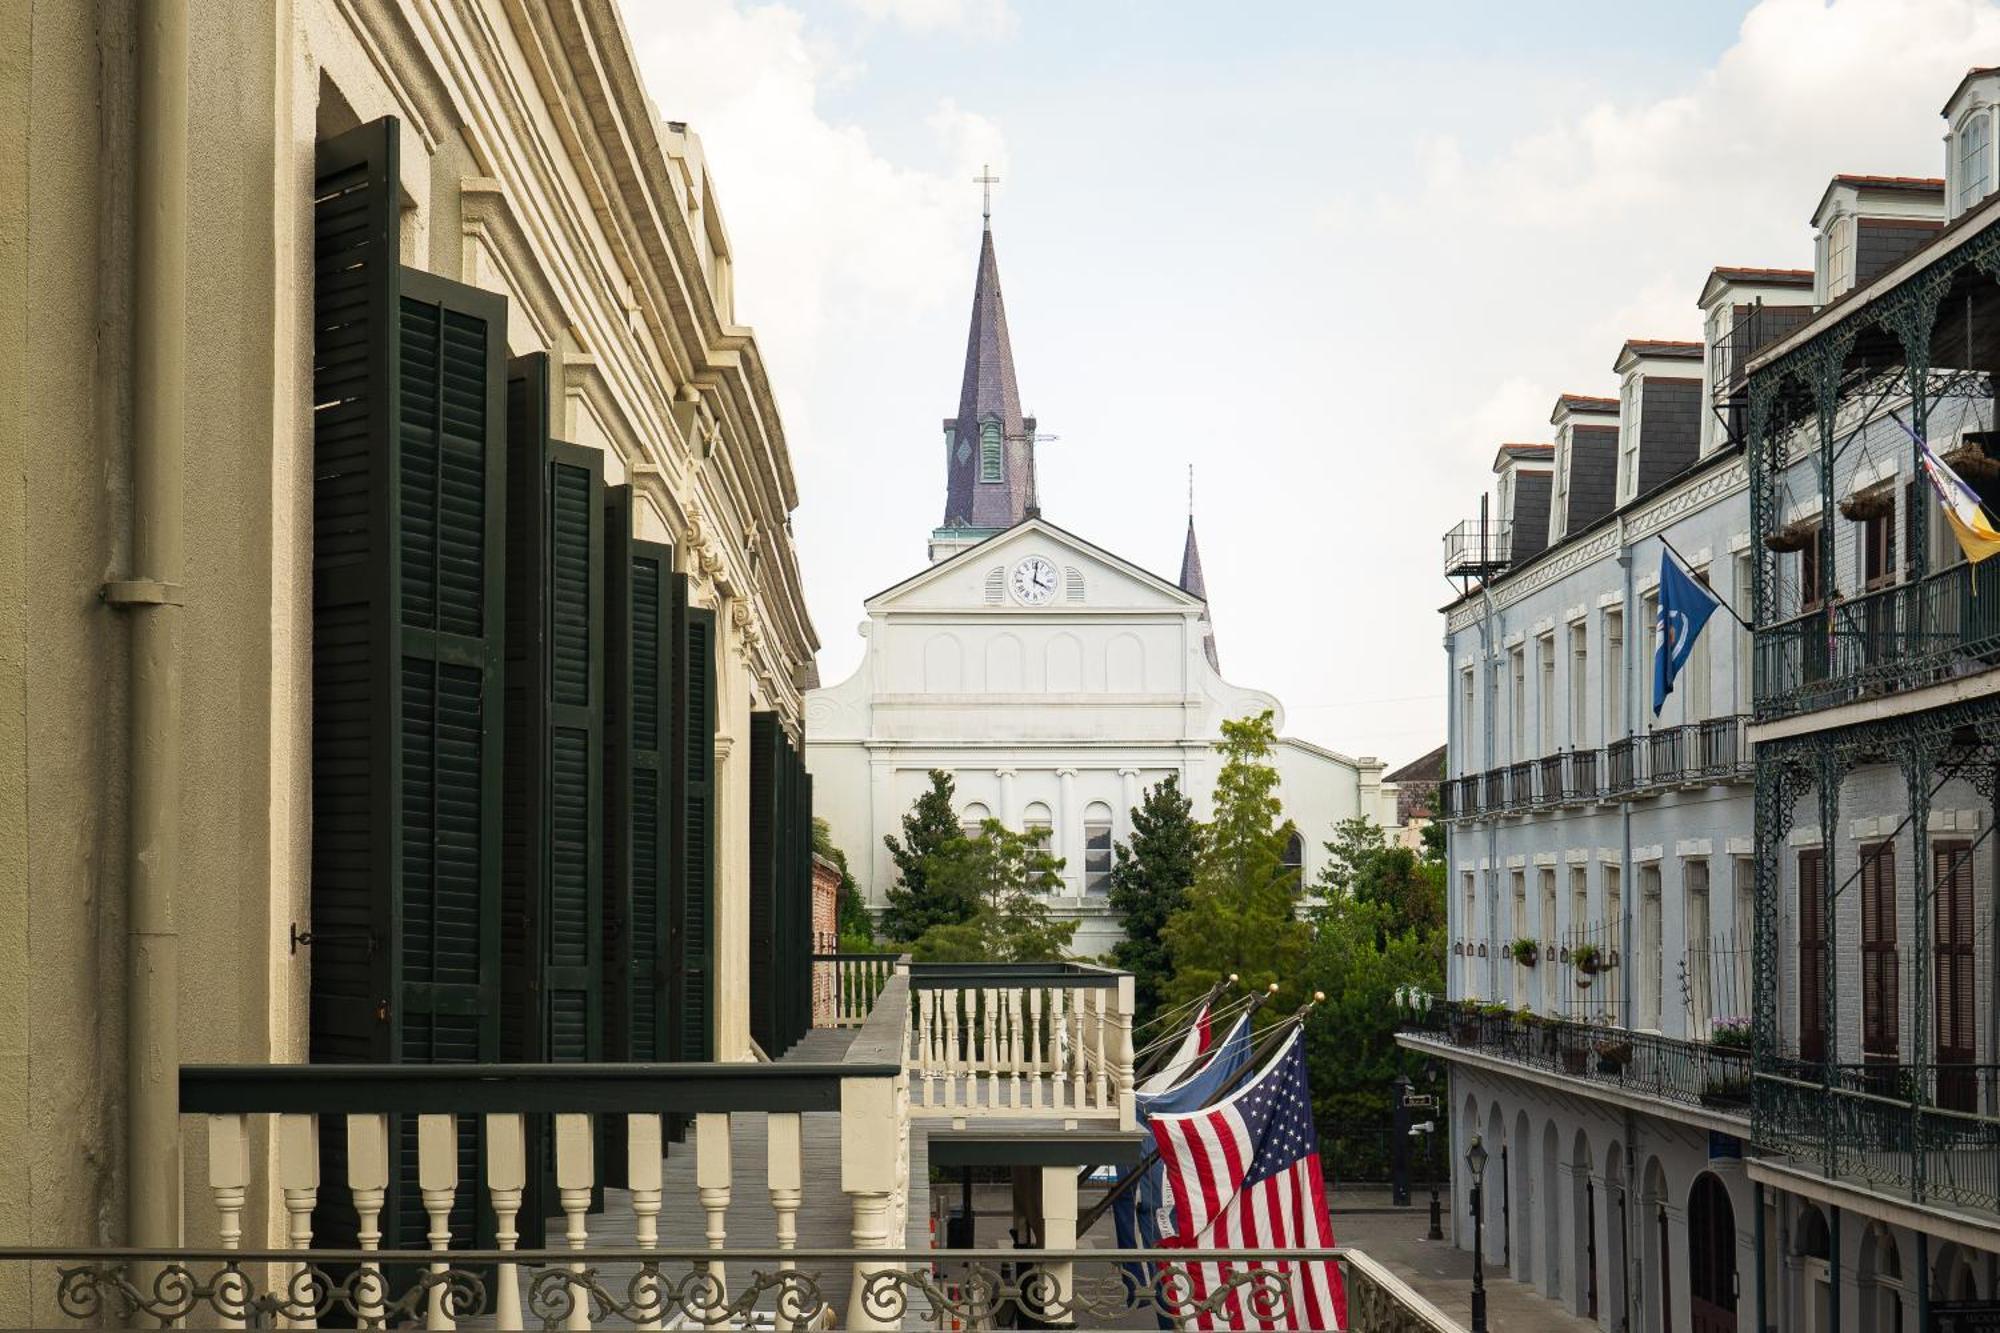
626, 0, 2000, 772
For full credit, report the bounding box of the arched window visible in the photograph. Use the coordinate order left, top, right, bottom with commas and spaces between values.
1282, 832, 1305, 887
1084, 802, 1114, 895
984, 567, 1005, 605
961, 801, 991, 841
980, 422, 1003, 482
1022, 802, 1054, 861
1065, 566, 1085, 602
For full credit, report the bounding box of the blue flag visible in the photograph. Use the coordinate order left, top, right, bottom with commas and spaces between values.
1653, 547, 1721, 716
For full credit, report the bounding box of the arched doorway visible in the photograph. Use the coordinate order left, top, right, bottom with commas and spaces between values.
1688, 1172, 1738, 1333
1484, 1104, 1506, 1268
1570, 1129, 1596, 1320
1601, 1141, 1627, 1325
1795, 1203, 1831, 1333
1859, 1222, 1906, 1332
1512, 1109, 1533, 1284
1541, 1119, 1561, 1298
1934, 1241, 1980, 1304
1639, 1157, 1671, 1333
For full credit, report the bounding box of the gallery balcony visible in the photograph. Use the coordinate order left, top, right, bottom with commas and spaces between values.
1755, 564, 2000, 722
1755, 1058, 2000, 1227
17, 958, 1465, 1331
1399, 1002, 1752, 1130
1437, 722, 1750, 824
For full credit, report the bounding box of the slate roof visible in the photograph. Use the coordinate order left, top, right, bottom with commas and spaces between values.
1508, 472, 1553, 565
1553, 393, 1619, 420
1565, 424, 1620, 533
1621, 339, 1703, 362
942, 227, 1034, 530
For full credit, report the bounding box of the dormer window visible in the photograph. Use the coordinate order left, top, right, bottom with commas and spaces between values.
1618, 375, 1642, 502
979, 422, 1003, 482
1959, 111, 1993, 214
1549, 427, 1571, 543
1824, 215, 1855, 300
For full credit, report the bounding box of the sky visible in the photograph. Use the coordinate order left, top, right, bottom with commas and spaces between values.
624, 0, 2000, 772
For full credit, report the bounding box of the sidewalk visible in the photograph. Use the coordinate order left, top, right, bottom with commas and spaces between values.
1329, 1190, 1599, 1333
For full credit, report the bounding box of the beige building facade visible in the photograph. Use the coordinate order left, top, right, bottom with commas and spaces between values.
0, 0, 815, 1313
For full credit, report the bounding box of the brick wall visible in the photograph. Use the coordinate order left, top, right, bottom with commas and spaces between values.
812, 854, 841, 1026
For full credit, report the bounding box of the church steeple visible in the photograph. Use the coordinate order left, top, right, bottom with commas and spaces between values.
1180, 483, 1220, 671
935, 198, 1036, 558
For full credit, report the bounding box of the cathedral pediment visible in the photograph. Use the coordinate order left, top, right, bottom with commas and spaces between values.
864, 518, 1204, 614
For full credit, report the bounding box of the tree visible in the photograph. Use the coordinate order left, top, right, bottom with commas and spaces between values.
813, 817, 875, 952
1107, 774, 1203, 1033
1302, 816, 1446, 1130
879, 770, 977, 944
1161, 711, 1309, 1017
911, 820, 1078, 962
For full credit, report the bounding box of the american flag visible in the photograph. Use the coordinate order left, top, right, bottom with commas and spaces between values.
1148, 1032, 1345, 1331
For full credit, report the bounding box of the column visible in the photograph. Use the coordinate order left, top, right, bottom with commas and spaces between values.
1118, 767, 1140, 830
1057, 767, 1080, 896
997, 767, 1018, 828
868, 755, 894, 909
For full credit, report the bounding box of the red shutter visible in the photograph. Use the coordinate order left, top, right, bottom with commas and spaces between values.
1798, 848, 1826, 1063
1936, 841, 1977, 1110
1859, 843, 1897, 1063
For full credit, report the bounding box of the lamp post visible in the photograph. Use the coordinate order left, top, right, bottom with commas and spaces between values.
1467, 1134, 1489, 1333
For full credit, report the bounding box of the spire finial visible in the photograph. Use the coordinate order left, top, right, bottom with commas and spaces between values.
1187, 463, 1195, 522
974, 163, 999, 230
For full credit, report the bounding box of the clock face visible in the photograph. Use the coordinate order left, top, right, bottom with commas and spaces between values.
1011, 555, 1058, 605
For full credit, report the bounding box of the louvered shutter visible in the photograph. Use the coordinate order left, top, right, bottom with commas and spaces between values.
310, 115, 506, 1255
1858, 843, 1897, 1062
1936, 841, 1978, 1110
1797, 849, 1826, 1063
605, 486, 676, 1065
671, 582, 718, 1061
749, 712, 781, 1053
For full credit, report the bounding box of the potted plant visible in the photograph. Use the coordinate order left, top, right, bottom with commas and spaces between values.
1571, 944, 1602, 987
1508, 938, 1540, 967
1593, 1028, 1633, 1073
1710, 1016, 1751, 1051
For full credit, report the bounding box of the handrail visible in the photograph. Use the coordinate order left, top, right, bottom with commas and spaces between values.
909, 962, 1123, 990
812, 951, 901, 963
179, 1061, 898, 1115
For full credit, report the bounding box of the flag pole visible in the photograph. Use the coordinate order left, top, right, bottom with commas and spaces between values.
1076, 990, 1323, 1235
1657, 534, 1754, 632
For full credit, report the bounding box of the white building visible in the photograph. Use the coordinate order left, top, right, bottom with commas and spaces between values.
806, 219, 1394, 956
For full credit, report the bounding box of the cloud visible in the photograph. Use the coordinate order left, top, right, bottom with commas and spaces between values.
843, 0, 1015, 36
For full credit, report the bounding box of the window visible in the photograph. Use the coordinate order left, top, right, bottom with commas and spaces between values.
1537, 633, 1556, 756
1960, 112, 1992, 214
1606, 610, 1626, 738
1704, 307, 1730, 455
1065, 566, 1085, 603
1826, 216, 1855, 298
1799, 848, 1826, 1062
1733, 856, 1754, 1014
1539, 869, 1557, 1013
1686, 861, 1711, 1039
984, 567, 1005, 605
1083, 803, 1114, 894
1511, 871, 1529, 1008
960, 801, 991, 841
1604, 865, 1623, 1026
1022, 801, 1053, 860
979, 422, 1003, 482
947, 426, 965, 466
1685, 570, 1711, 721
1619, 375, 1643, 501
1569, 865, 1589, 940
1799, 534, 1824, 612
1861, 503, 1897, 591
1734, 552, 1753, 710
1281, 832, 1305, 888
1860, 842, 1898, 1063
1640, 593, 1659, 728
1638, 865, 1662, 1030
1509, 647, 1526, 760
1551, 429, 1571, 541
1568, 623, 1588, 747
1462, 873, 1480, 1000
1460, 668, 1476, 767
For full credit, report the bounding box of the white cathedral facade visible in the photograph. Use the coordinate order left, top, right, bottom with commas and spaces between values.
804, 221, 1395, 957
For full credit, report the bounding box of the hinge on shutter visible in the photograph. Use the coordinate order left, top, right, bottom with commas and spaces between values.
100, 579, 185, 607
290, 922, 377, 957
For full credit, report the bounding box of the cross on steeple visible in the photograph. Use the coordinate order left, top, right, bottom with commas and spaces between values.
974, 163, 999, 230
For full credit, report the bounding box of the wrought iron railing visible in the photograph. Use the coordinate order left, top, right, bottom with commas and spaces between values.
1693, 714, 1751, 779
1646, 725, 1687, 786
1444, 518, 1512, 578
1755, 1060, 2000, 1215
1506, 761, 1535, 811
1440, 725, 1751, 822
1605, 737, 1640, 796
1536, 754, 1564, 809
3, 1244, 1451, 1331
1483, 769, 1507, 814
1565, 747, 1601, 803
1405, 1002, 1751, 1114
1755, 562, 2000, 720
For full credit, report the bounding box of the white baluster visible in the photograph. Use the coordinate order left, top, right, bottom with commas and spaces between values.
1006, 987, 1022, 1108
208, 1114, 250, 1329
486, 1113, 527, 1333
417, 1113, 459, 1330
916, 988, 934, 1107
347, 1114, 391, 1328
982, 986, 999, 1108
278, 1113, 320, 1329
1029, 987, 1045, 1110
1047, 987, 1066, 1112
696, 1112, 733, 1302
1112, 973, 1137, 1130
555, 1113, 595, 1331
1092, 987, 1109, 1112
767, 1111, 803, 1263
1070, 987, 1087, 1118
628, 1114, 664, 1332
943, 990, 961, 1111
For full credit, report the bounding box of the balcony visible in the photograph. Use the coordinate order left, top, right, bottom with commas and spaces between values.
1443, 518, 1512, 581
1605, 736, 1640, 797
1403, 1002, 1751, 1120
1504, 760, 1536, 812
1563, 747, 1602, 804
1756, 1059, 2000, 1219
11, 957, 1464, 1331
1440, 725, 1750, 823
1756, 564, 2000, 721
1535, 753, 1564, 809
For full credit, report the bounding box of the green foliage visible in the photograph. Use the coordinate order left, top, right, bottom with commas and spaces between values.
813, 817, 875, 952
910, 820, 1077, 962
879, 770, 977, 944
1301, 815, 1446, 1126
1107, 774, 1204, 1033
1420, 816, 1445, 863
1161, 712, 1308, 1018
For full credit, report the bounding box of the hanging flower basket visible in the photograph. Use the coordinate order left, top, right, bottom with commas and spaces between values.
1593, 1038, 1633, 1072
1570, 944, 1604, 977
1838, 487, 1894, 522
1946, 433, 2000, 481
1508, 938, 1540, 967
1764, 518, 1816, 553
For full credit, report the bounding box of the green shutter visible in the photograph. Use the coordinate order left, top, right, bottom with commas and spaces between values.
604, 488, 676, 1066
748, 713, 780, 1053
310, 115, 506, 1255
671, 581, 717, 1062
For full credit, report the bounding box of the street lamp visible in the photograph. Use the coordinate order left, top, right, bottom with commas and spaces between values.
1466, 1135, 1489, 1333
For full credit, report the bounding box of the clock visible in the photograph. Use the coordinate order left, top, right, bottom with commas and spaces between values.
1010, 555, 1058, 605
